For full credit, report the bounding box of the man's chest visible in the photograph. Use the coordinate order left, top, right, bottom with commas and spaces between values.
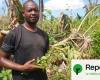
20, 32, 46, 50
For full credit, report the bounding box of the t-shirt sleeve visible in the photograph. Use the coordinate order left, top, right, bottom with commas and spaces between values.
1, 30, 15, 53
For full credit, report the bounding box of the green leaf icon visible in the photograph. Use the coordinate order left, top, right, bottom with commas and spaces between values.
73, 64, 82, 75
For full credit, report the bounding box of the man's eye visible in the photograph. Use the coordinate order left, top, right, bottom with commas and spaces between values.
27, 9, 33, 12
27, 9, 39, 12
34, 9, 39, 12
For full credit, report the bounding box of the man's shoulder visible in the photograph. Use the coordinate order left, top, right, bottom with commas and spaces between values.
37, 27, 48, 36
10, 24, 22, 34
12, 24, 22, 31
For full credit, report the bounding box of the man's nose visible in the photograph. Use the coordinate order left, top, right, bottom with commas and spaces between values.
31, 11, 36, 15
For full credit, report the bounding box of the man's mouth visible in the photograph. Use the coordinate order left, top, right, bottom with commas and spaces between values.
31, 17, 36, 19
30, 17, 38, 20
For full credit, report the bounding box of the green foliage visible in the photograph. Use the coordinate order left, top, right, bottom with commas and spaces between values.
0, 70, 11, 80
37, 45, 68, 80
12, 0, 24, 23
1, 2, 100, 80
0, 16, 9, 30
48, 34, 58, 45
91, 31, 100, 58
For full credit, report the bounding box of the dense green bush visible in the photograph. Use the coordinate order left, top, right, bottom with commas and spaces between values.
91, 31, 100, 58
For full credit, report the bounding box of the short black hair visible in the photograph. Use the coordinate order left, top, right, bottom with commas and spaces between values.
23, 0, 38, 9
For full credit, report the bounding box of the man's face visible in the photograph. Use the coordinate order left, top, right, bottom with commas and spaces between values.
23, 2, 39, 24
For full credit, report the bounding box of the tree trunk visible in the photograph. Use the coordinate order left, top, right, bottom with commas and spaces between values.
39, 0, 44, 21
39, 0, 44, 28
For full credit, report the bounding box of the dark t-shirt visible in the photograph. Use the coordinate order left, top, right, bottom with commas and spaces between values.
1, 25, 49, 80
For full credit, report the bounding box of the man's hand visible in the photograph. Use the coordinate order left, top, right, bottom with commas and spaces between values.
0, 50, 41, 72
21, 59, 42, 71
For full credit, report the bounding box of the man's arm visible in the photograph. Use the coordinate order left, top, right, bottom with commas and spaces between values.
0, 50, 41, 72
0, 29, 41, 71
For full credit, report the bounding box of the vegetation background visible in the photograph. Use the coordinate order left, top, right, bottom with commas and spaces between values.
0, 0, 100, 80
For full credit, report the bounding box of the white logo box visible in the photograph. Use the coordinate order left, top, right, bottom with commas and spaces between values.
71, 60, 100, 80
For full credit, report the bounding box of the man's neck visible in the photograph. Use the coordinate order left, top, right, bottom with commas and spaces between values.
23, 22, 37, 32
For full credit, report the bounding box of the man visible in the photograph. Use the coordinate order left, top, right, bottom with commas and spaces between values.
0, 0, 49, 80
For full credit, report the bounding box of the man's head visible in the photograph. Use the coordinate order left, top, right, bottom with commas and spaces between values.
22, 0, 39, 24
